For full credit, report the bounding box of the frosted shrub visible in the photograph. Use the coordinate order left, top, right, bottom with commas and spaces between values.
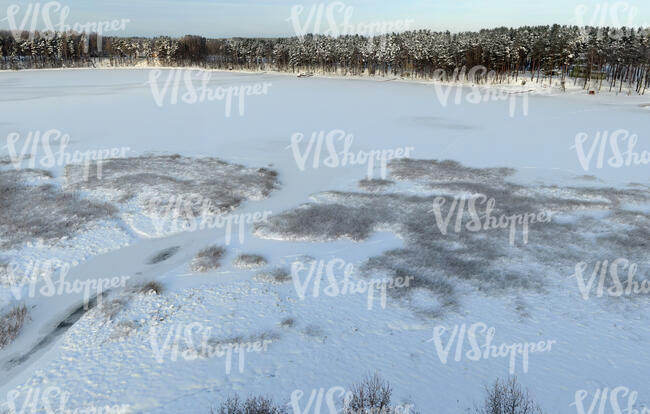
344, 374, 392, 414
477, 377, 544, 414
214, 396, 287, 414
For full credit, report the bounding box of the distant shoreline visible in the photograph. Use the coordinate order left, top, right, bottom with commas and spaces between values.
4, 64, 650, 100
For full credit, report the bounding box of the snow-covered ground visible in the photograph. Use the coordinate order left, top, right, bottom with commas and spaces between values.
0, 69, 648, 414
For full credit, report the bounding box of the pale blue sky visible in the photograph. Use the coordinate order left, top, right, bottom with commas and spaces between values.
1, 0, 648, 38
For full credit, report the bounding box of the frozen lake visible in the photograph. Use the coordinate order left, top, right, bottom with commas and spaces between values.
1, 69, 648, 188
0, 69, 648, 414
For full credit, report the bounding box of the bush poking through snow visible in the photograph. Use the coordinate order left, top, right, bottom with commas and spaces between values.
344, 374, 393, 414
476, 377, 544, 414
280, 318, 295, 328
213, 395, 287, 414
232, 254, 267, 269
191, 246, 226, 272
136, 281, 163, 295
255, 267, 291, 284
148, 246, 180, 264
0, 305, 28, 349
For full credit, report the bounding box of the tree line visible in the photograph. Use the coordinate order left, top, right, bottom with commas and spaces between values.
1, 25, 649, 93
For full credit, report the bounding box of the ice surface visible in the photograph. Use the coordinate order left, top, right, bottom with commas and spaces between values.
0, 69, 648, 414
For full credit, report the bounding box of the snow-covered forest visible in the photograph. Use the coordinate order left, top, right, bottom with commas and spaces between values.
1, 25, 650, 92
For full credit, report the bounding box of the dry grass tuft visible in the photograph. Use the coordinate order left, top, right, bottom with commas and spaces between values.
232, 254, 267, 269
136, 281, 164, 295
0, 305, 28, 349
255, 267, 291, 284
191, 246, 226, 272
